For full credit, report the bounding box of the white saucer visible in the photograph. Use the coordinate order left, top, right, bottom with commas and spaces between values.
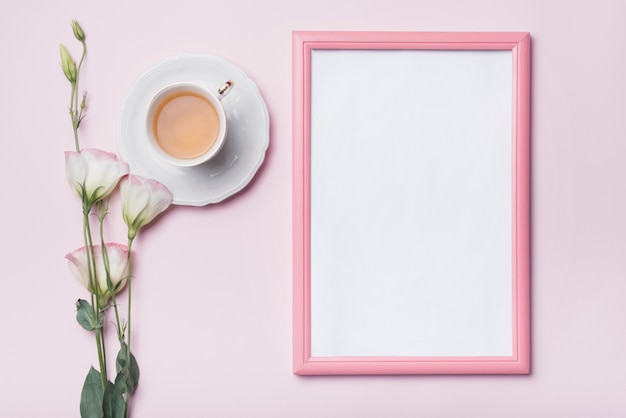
118, 54, 269, 206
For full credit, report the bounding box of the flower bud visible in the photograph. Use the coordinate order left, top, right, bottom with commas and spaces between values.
71, 20, 85, 41
59, 44, 77, 82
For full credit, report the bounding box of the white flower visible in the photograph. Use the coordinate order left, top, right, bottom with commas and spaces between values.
65, 149, 129, 208
120, 175, 173, 239
66, 243, 130, 303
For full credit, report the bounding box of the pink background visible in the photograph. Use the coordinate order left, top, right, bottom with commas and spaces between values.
1, 0, 625, 416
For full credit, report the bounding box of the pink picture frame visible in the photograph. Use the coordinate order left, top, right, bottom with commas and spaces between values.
293, 31, 530, 375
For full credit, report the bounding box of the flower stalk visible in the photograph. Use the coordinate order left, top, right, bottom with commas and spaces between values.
83, 209, 108, 388
60, 20, 87, 152
61, 20, 172, 418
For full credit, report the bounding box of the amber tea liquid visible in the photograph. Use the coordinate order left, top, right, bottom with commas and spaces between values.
152, 91, 220, 159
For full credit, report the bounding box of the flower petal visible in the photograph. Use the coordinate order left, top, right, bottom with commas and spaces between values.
66, 243, 130, 301
121, 175, 173, 236
82, 149, 129, 203
64, 149, 129, 206
120, 175, 150, 228
103, 243, 130, 294
64, 151, 87, 198
65, 246, 91, 291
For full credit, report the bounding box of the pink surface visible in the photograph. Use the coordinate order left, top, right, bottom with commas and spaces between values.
293, 31, 530, 375
1, 0, 625, 416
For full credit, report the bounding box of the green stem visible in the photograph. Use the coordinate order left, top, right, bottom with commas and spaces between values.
124, 237, 135, 418
69, 82, 80, 152
72, 119, 80, 152
67, 31, 110, 395
76, 41, 86, 93
74, 42, 86, 118
70, 41, 86, 152
93, 325, 107, 389
83, 206, 107, 390
97, 201, 124, 343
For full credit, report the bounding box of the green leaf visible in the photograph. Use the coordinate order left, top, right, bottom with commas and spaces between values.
80, 367, 104, 418
75, 299, 103, 331
113, 372, 127, 394
115, 343, 140, 394
103, 382, 126, 418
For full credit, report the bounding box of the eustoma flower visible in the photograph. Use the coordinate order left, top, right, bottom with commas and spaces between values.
115, 174, 171, 417
65, 149, 129, 209
120, 175, 173, 239
66, 243, 130, 303
60, 22, 175, 416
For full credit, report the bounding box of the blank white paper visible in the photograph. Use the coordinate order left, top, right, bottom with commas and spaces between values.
310, 49, 513, 357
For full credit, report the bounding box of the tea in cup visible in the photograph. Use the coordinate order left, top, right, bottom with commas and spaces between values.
146, 81, 233, 167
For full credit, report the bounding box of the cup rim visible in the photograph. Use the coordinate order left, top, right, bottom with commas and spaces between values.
146, 82, 227, 167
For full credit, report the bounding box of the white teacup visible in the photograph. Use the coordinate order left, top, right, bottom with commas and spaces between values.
146, 81, 233, 167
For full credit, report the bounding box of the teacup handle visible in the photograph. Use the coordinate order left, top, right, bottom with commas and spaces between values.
217, 81, 234, 100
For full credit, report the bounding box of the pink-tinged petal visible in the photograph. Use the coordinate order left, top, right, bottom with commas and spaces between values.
64, 151, 87, 197
103, 243, 130, 294
65, 246, 91, 291
64, 149, 129, 206
120, 176, 150, 227
138, 177, 173, 224
120, 175, 173, 237
65, 243, 130, 301
82, 149, 129, 202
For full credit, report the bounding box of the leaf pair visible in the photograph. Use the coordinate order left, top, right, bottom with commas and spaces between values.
80, 367, 125, 418
115, 343, 140, 395
79, 345, 140, 418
